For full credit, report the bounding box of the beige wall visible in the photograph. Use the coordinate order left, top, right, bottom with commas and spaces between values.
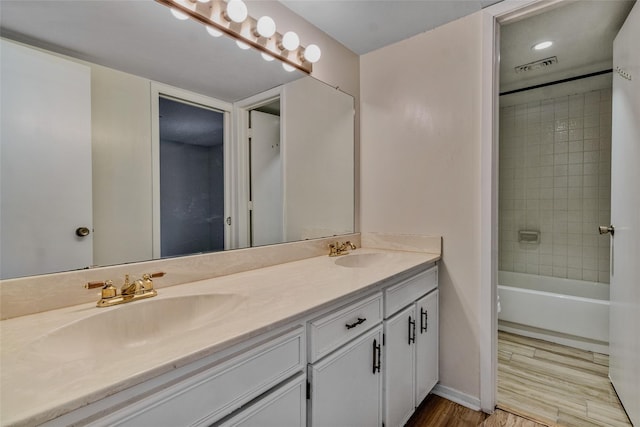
360, 12, 484, 400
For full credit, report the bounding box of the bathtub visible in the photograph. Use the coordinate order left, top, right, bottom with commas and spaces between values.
498, 271, 609, 352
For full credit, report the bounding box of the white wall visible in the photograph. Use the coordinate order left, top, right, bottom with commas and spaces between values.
360, 12, 484, 401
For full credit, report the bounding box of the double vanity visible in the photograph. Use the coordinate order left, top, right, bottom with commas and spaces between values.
0, 238, 440, 427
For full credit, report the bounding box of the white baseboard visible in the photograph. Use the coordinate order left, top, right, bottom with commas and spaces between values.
499, 321, 609, 355
431, 384, 481, 411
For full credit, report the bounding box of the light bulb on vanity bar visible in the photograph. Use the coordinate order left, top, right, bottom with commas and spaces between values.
281, 31, 300, 51
206, 26, 223, 37
170, 8, 189, 20
225, 0, 248, 23
256, 16, 276, 38
169, 0, 190, 20
303, 44, 321, 63
236, 40, 251, 50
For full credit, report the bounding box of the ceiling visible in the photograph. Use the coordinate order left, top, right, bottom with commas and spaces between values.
500, 0, 635, 92
1, 0, 635, 102
281, 0, 503, 55
0, 1, 306, 103
0, 0, 507, 103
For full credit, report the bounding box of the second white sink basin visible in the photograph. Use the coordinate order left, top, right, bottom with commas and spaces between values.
334, 253, 388, 268
25, 294, 244, 361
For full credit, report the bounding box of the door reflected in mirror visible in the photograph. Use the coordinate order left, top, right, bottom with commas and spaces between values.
159, 96, 226, 258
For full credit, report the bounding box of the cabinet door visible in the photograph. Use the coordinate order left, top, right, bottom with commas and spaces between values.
384, 305, 416, 427
308, 325, 382, 427
415, 290, 438, 406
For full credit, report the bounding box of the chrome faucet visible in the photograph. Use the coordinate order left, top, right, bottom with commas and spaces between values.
329, 241, 357, 257
84, 272, 164, 307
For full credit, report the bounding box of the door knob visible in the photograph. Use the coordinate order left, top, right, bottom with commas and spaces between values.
598, 225, 614, 236
75, 227, 91, 237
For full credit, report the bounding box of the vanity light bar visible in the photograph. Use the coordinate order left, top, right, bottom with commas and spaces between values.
155, 0, 315, 74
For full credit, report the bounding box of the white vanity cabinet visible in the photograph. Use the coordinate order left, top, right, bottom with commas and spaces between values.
45, 327, 305, 427
28, 257, 439, 427
307, 293, 384, 427
306, 265, 439, 427
383, 266, 439, 427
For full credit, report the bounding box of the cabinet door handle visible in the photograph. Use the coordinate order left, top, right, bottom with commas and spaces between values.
420, 307, 428, 333
345, 317, 367, 330
408, 316, 416, 345
372, 339, 381, 374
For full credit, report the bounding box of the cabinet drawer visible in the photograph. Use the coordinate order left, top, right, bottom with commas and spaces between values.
97, 327, 305, 427
212, 373, 305, 427
384, 266, 437, 318
308, 293, 383, 362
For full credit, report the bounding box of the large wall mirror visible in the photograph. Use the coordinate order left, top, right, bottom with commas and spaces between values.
0, 1, 355, 279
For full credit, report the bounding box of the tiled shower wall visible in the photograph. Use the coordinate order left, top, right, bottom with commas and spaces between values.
499, 87, 612, 283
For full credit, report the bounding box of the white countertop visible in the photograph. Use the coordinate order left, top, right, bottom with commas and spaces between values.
0, 248, 439, 426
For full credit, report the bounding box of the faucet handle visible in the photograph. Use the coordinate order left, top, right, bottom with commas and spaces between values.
328, 243, 338, 257
101, 280, 117, 299
85, 281, 105, 290
141, 274, 154, 292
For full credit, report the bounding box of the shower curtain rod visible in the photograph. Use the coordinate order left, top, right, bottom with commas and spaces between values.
499, 69, 613, 96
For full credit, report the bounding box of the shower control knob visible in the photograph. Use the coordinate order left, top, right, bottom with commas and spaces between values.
598, 225, 614, 236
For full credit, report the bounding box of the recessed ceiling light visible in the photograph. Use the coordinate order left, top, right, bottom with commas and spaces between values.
532, 41, 553, 50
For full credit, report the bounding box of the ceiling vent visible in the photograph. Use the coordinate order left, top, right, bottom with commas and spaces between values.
514, 56, 558, 73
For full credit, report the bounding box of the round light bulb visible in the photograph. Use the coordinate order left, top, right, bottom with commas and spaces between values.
206, 26, 223, 37
236, 40, 250, 50
533, 41, 553, 50
170, 8, 189, 20
256, 16, 276, 38
226, 0, 248, 23
304, 44, 321, 63
261, 52, 275, 62
281, 31, 300, 51
282, 63, 296, 72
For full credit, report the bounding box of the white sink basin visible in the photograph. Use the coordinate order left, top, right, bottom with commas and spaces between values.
334, 253, 388, 268
24, 294, 244, 361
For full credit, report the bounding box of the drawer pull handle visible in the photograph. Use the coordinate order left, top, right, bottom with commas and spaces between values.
345, 317, 367, 330
408, 316, 416, 345
372, 338, 381, 374
420, 308, 428, 333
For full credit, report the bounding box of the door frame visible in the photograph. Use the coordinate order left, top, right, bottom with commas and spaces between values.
479, 0, 567, 413
233, 86, 284, 249
150, 82, 233, 257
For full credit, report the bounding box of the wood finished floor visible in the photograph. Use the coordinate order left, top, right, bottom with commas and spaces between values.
497, 331, 632, 427
405, 394, 547, 427
405, 332, 632, 427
